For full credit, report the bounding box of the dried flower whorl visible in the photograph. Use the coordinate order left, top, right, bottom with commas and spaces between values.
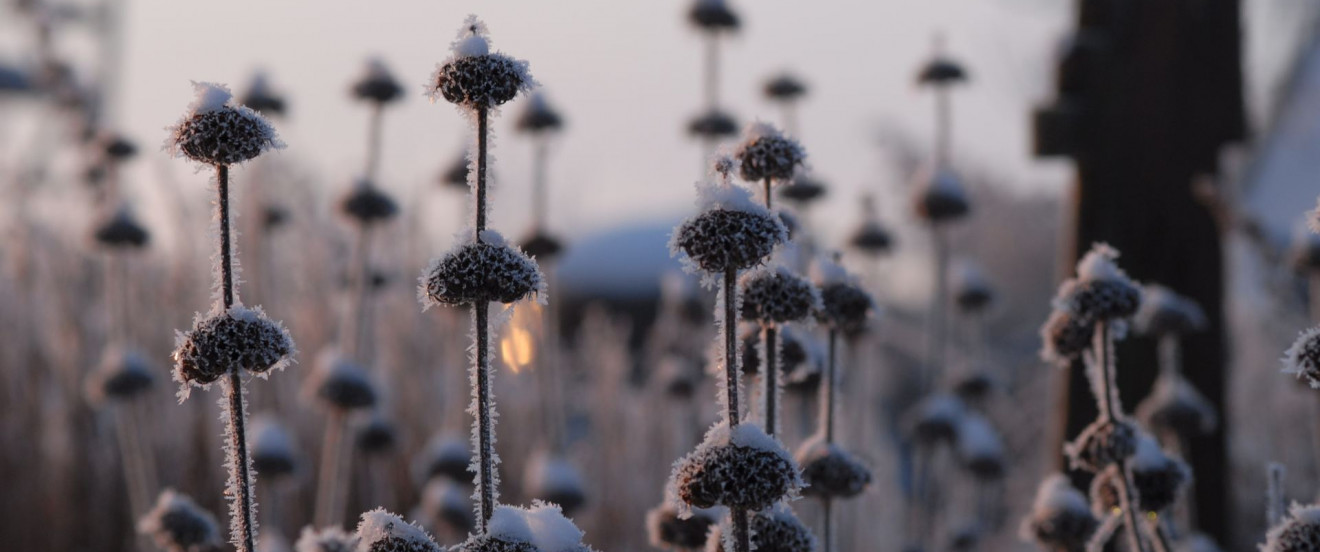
352, 59, 405, 104
796, 436, 872, 499
1040, 310, 1094, 365
1134, 285, 1206, 337
251, 416, 299, 478
763, 73, 807, 102
780, 175, 827, 205
354, 509, 442, 552
689, 0, 740, 31
670, 423, 801, 512
240, 72, 286, 117
734, 123, 806, 183
357, 414, 398, 454
1285, 327, 1320, 389
849, 220, 892, 255
688, 109, 739, 139
1263, 504, 1320, 552
295, 526, 359, 552
955, 414, 1006, 481
94, 207, 150, 249
167, 82, 283, 166
672, 208, 786, 274
1136, 372, 1218, 438
137, 489, 222, 552
341, 181, 399, 224
1053, 244, 1141, 321
418, 479, 475, 534
519, 230, 564, 260
305, 350, 376, 411
172, 305, 295, 389
413, 434, 472, 484
646, 503, 718, 551
917, 56, 969, 86
953, 261, 995, 314
707, 506, 815, 552
911, 166, 969, 223
739, 266, 820, 325
420, 231, 544, 307
86, 345, 156, 403
902, 393, 967, 446
524, 453, 587, 515
1064, 418, 1137, 473
1019, 475, 1097, 552
429, 18, 534, 111
515, 92, 563, 134
815, 282, 874, 335
1090, 446, 1188, 515
454, 503, 592, 552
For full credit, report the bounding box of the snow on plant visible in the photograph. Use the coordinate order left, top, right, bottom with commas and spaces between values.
164, 81, 294, 552
733, 122, 805, 209
294, 525, 359, 552
1263, 503, 1320, 552
354, 508, 442, 552
138, 489, 222, 552
1018, 475, 1098, 552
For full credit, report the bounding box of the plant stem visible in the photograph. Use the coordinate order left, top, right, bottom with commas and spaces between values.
821, 329, 837, 443
1115, 462, 1150, 552
1268, 463, 1286, 527
925, 224, 949, 393
822, 497, 834, 552
476, 107, 488, 234
217, 163, 258, 552
762, 325, 778, 437
366, 102, 384, 182
218, 165, 234, 309
1093, 322, 1118, 421
723, 267, 740, 426
532, 137, 548, 230
313, 410, 345, 528
474, 302, 495, 532
731, 508, 751, 552
703, 33, 719, 111
935, 87, 951, 167
763, 178, 773, 211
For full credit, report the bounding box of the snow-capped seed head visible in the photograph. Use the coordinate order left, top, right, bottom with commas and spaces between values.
955, 413, 1006, 481
849, 220, 892, 255
524, 452, 588, 515
1040, 309, 1094, 365
953, 261, 995, 314
1090, 434, 1188, 514
357, 414, 398, 454
1064, 418, 1138, 473
240, 71, 286, 117
671, 186, 787, 274
137, 489, 222, 552
1265, 504, 1320, 552
763, 73, 807, 102
688, 109, 739, 139
341, 180, 399, 224
911, 165, 970, 223
295, 526, 359, 552
951, 365, 998, 403
1134, 284, 1206, 337
352, 58, 405, 104
707, 505, 816, 552
688, 0, 740, 31
419, 479, 475, 534
780, 174, 827, 204
670, 423, 802, 512
304, 349, 376, 411
354, 509, 442, 552
734, 122, 806, 183
1055, 278, 1142, 321
172, 305, 295, 390
166, 81, 283, 166
917, 55, 969, 87
457, 503, 590, 552
413, 434, 472, 484
903, 393, 967, 446
251, 415, 299, 478
1019, 475, 1097, 552
448, 535, 538, 552
1284, 327, 1320, 389
796, 435, 872, 499
86, 345, 156, 403
739, 266, 821, 325
646, 502, 719, 551
1136, 371, 1218, 438
429, 17, 534, 110
420, 231, 545, 306
95, 130, 138, 161
815, 281, 874, 334
515, 91, 564, 134
519, 229, 564, 260
93, 206, 151, 249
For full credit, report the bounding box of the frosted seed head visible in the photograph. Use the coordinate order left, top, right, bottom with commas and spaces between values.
1136, 371, 1218, 437
304, 349, 376, 411
420, 232, 545, 306
1064, 418, 1138, 473
1054, 278, 1142, 322
1134, 284, 1206, 336
353, 509, 442, 552
763, 72, 807, 102
743, 505, 817, 552
418, 479, 475, 534
952, 261, 994, 314
917, 56, 969, 87
902, 393, 967, 446
449, 536, 538, 552
688, 109, 739, 139
515, 91, 564, 134
524, 452, 587, 515
739, 266, 820, 325
795, 435, 873, 498
671, 207, 786, 275
519, 229, 564, 260
413, 434, 472, 484
240, 71, 286, 117
954, 414, 1006, 481
475, 502, 591, 552
357, 413, 398, 454
951, 365, 998, 403
352, 58, 405, 104
1284, 327, 1320, 389
688, 0, 740, 31
646, 502, 718, 551
251, 415, 299, 478
96, 130, 138, 161
166, 81, 283, 166
815, 281, 874, 334
1019, 475, 1097, 552
1090, 435, 1188, 514
911, 165, 970, 223
86, 345, 156, 403
1040, 309, 1094, 365
93, 206, 151, 249
669, 423, 802, 512
295, 526, 359, 552
341, 180, 400, 224
429, 19, 534, 110
734, 122, 806, 183
741, 325, 810, 377
849, 220, 892, 256
1265, 504, 1320, 552
780, 174, 827, 206
172, 305, 295, 391
138, 489, 222, 552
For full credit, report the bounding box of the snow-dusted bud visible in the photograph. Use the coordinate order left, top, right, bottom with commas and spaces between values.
420, 230, 544, 306
251, 415, 299, 478
911, 165, 969, 223
429, 18, 534, 111
780, 174, 827, 205
357, 414, 398, 454
903, 393, 967, 446
304, 350, 376, 411
515, 91, 563, 135
951, 366, 997, 403
1284, 327, 1320, 389
352, 59, 405, 105
1040, 310, 1094, 365
294, 526, 359, 552
849, 220, 892, 256
93, 206, 150, 249
137, 489, 222, 552
519, 229, 564, 260
955, 413, 1006, 481
241, 72, 286, 117
1136, 371, 1218, 438
413, 434, 472, 484
264, 204, 291, 231
741, 325, 812, 376
815, 282, 874, 335
172, 305, 295, 388
917, 55, 969, 87
98, 131, 138, 161
739, 266, 820, 325
1064, 418, 1137, 473
688, 109, 739, 139
952, 261, 994, 314
763, 73, 807, 102
453, 503, 591, 552
341, 180, 399, 224
647, 502, 718, 551
85, 345, 156, 403
1134, 285, 1206, 337
671, 183, 787, 275
712, 505, 816, 552
1053, 244, 1141, 321
1090, 434, 1187, 514
418, 479, 475, 534
166, 82, 283, 166
734, 123, 806, 183
1019, 475, 1097, 552
670, 423, 801, 512
354, 509, 442, 552
524, 452, 587, 515
688, 0, 740, 31
796, 435, 872, 499
1265, 504, 1320, 552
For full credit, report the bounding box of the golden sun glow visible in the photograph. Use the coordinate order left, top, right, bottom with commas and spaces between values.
500, 302, 542, 373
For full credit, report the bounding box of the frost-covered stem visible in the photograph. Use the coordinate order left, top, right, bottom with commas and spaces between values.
474, 302, 496, 532
731, 508, 751, 552
762, 325, 778, 436
821, 329, 837, 443
763, 178, 773, 211
1092, 321, 1118, 422
925, 224, 949, 393
218, 164, 235, 309
532, 137, 548, 230
224, 371, 257, 552
366, 102, 384, 181
821, 497, 834, 552
1267, 462, 1286, 527
1115, 462, 1150, 552
476, 106, 489, 234
722, 267, 740, 426
313, 410, 344, 528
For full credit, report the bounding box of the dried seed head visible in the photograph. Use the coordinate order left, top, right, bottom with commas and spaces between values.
688, 0, 740, 31
295, 526, 359, 552
849, 220, 892, 256
669, 423, 802, 512
1284, 327, 1320, 389
94, 130, 138, 161
655, 353, 703, 399
418, 479, 475, 534
796, 435, 872, 499
911, 165, 970, 223
1134, 285, 1206, 337
172, 305, 295, 391
450, 535, 539, 552
304, 349, 376, 411
734, 122, 806, 183
763, 73, 807, 102
707, 505, 815, 552
251, 415, 299, 478
646, 502, 719, 551
1052, 243, 1141, 321
688, 109, 740, 139
86, 345, 156, 403
1019, 475, 1097, 552
240, 71, 286, 117
519, 229, 564, 260
951, 365, 997, 403
1040, 309, 1094, 365
420, 230, 545, 307
741, 325, 813, 377
354, 509, 442, 552
357, 414, 398, 454
1265, 504, 1320, 552
917, 56, 969, 87
413, 434, 472, 484
815, 282, 874, 335
93, 206, 151, 249
955, 414, 1006, 481
341, 180, 399, 224
739, 266, 820, 325
429, 17, 534, 111
1064, 418, 1138, 473
515, 91, 563, 134
780, 174, 827, 205
352, 58, 405, 104
523, 452, 587, 515
952, 261, 994, 314
166, 81, 283, 166
903, 393, 967, 446
671, 185, 786, 275
138, 489, 222, 552
1090, 435, 1188, 514
1136, 371, 1218, 438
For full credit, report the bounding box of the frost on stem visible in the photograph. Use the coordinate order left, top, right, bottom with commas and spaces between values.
166, 81, 284, 167
138, 489, 222, 552
1018, 475, 1097, 552
668, 422, 801, 514
172, 305, 295, 399
304, 349, 377, 412
354, 508, 442, 552
796, 434, 872, 499
739, 265, 820, 325
294, 526, 359, 552
1263, 503, 1320, 552
453, 502, 594, 552
1284, 327, 1320, 389
428, 16, 536, 111
734, 122, 805, 183
420, 230, 546, 308
412, 433, 473, 484
670, 181, 787, 278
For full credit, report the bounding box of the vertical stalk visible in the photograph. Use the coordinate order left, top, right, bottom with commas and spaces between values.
703, 33, 719, 111
1267, 463, 1286, 527
217, 163, 258, 552
1115, 462, 1150, 552
218, 165, 235, 309
722, 266, 749, 552
935, 87, 951, 168
821, 329, 838, 552
476, 107, 488, 233
822, 497, 834, 552
763, 178, 773, 212
366, 103, 384, 182
762, 325, 778, 436
313, 411, 345, 527
781, 102, 798, 138
925, 225, 949, 392
532, 138, 548, 230
474, 302, 495, 531
1092, 322, 1118, 422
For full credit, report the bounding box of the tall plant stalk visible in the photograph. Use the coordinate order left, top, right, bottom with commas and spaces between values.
1092, 321, 1148, 552
471, 104, 496, 531
819, 329, 838, 552
720, 265, 751, 552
